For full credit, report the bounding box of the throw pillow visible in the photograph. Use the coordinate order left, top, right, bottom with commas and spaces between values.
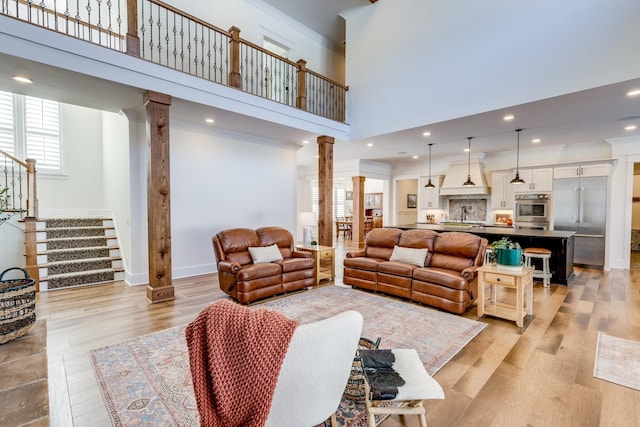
249, 244, 283, 264
389, 245, 427, 267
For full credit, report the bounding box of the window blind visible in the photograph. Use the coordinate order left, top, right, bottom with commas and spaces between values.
0, 91, 15, 155
25, 96, 61, 169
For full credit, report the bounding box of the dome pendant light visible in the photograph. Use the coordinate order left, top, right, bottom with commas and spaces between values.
425, 143, 435, 188
510, 129, 526, 185
462, 137, 475, 187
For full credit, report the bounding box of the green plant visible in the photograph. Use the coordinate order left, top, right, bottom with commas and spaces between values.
0, 186, 9, 213
490, 236, 521, 251
489, 237, 522, 266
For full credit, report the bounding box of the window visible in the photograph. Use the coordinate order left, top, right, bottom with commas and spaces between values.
0, 91, 61, 170
311, 178, 346, 219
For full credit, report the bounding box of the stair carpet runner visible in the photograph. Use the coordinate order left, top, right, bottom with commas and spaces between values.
38, 218, 124, 290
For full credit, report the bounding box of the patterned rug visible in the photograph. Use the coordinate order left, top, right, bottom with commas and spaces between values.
91, 285, 486, 426
593, 332, 640, 391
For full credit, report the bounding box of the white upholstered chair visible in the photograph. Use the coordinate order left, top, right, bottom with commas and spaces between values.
265, 310, 364, 427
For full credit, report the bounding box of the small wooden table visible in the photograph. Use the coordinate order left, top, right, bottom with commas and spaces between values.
477, 264, 533, 327
296, 244, 335, 285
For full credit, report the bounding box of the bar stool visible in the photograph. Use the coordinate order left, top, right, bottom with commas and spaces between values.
361, 349, 444, 427
523, 247, 552, 287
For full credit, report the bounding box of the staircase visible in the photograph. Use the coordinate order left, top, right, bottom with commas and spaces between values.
37, 218, 124, 290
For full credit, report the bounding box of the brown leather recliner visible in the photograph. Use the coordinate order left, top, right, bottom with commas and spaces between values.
344, 228, 487, 314
212, 226, 315, 304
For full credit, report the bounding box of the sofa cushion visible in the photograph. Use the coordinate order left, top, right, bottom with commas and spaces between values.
249, 244, 284, 264
217, 228, 261, 265
277, 257, 315, 273
343, 256, 384, 272
412, 267, 468, 291
378, 261, 417, 277
364, 228, 403, 260
256, 227, 294, 259
237, 263, 282, 281
429, 232, 482, 272
389, 245, 428, 267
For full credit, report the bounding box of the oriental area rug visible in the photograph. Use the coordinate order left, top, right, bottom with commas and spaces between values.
593, 332, 640, 391
90, 285, 486, 426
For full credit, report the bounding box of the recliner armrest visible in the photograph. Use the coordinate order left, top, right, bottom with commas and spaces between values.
461, 266, 478, 282
218, 260, 241, 274
346, 250, 366, 258
292, 250, 312, 259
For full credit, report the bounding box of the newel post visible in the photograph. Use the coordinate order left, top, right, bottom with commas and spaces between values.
24, 218, 40, 292
296, 59, 307, 111
25, 158, 38, 219
126, 0, 140, 57
228, 26, 242, 89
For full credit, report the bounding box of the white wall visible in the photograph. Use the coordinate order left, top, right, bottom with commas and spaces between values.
345, 0, 640, 140
124, 118, 300, 285
38, 103, 105, 217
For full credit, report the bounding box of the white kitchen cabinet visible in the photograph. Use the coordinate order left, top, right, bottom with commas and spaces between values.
513, 168, 553, 193
553, 163, 611, 179
420, 175, 442, 209
491, 172, 515, 209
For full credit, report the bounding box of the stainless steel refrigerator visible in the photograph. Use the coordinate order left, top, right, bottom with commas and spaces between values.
553, 176, 607, 267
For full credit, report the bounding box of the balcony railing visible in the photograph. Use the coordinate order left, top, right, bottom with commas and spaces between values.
0, 0, 347, 123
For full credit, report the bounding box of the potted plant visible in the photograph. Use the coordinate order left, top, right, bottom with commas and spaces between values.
489, 237, 522, 270
0, 186, 8, 212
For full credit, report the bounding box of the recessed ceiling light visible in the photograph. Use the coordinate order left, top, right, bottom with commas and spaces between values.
464, 147, 470, 152
503, 114, 515, 121
422, 131, 431, 137
531, 138, 541, 143
315, 155, 320, 158
625, 124, 637, 131
627, 89, 640, 97
367, 143, 373, 147
12, 75, 33, 84
302, 140, 309, 144
205, 118, 214, 124
412, 155, 419, 159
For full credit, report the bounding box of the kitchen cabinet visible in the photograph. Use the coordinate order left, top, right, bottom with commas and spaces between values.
365, 192, 383, 226
553, 163, 611, 179
420, 175, 441, 209
513, 168, 553, 193
491, 172, 515, 209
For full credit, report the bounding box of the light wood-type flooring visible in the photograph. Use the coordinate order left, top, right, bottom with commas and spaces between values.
35, 239, 640, 427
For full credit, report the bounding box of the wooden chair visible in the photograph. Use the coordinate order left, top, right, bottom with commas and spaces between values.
364, 216, 373, 234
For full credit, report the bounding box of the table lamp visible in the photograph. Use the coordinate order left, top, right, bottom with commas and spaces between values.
298, 212, 316, 245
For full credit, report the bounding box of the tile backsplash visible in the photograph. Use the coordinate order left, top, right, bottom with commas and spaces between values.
447, 198, 487, 222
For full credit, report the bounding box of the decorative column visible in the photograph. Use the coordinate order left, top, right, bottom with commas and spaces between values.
144, 91, 174, 303
228, 26, 242, 89
317, 135, 334, 246
125, 0, 140, 57
296, 59, 307, 111
352, 176, 366, 245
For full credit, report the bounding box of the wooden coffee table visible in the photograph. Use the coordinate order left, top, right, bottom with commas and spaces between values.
477, 264, 533, 327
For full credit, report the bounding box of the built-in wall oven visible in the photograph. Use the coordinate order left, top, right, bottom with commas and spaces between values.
514, 193, 551, 231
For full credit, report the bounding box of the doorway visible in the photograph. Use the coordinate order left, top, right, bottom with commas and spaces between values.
395, 178, 418, 225
631, 163, 640, 269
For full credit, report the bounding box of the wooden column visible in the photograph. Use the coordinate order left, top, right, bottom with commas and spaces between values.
317, 136, 334, 246
296, 59, 307, 110
144, 91, 174, 303
352, 176, 366, 246
125, 0, 140, 57
24, 218, 39, 292
228, 26, 242, 89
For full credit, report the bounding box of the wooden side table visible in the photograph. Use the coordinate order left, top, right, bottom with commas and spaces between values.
296, 244, 335, 285
477, 264, 533, 327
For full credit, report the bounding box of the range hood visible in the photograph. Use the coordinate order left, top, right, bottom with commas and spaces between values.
439, 158, 491, 196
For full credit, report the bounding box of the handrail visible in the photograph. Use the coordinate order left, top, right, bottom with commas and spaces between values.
306, 68, 349, 91
0, 148, 26, 168
240, 37, 300, 68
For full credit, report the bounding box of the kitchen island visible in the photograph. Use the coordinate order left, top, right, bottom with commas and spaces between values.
392, 223, 575, 285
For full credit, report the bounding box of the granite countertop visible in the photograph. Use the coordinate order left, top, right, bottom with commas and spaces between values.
393, 223, 575, 238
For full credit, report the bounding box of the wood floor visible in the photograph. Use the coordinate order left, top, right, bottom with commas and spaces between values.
35, 240, 640, 427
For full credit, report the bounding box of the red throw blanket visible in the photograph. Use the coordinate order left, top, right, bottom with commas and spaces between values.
185, 299, 299, 427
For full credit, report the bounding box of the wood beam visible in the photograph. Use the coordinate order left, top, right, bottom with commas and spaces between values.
352, 176, 366, 246
143, 91, 174, 304
317, 136, 334, 246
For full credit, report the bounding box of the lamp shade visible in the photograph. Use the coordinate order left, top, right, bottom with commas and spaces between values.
298, 212, 316, 226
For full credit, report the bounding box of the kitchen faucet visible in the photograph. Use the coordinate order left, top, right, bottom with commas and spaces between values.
460, 206, 471, 222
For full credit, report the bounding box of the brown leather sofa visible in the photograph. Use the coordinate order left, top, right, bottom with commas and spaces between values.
212, 226, 316, 303
343, 228, 487, 314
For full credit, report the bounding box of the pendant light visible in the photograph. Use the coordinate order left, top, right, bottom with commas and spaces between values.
510, 128, 525, 185
424, 143, 435, 188
462, 137, 475, 187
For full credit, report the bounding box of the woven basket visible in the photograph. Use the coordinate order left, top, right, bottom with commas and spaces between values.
0, 267, 36, 345
342, 336, 381, 402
